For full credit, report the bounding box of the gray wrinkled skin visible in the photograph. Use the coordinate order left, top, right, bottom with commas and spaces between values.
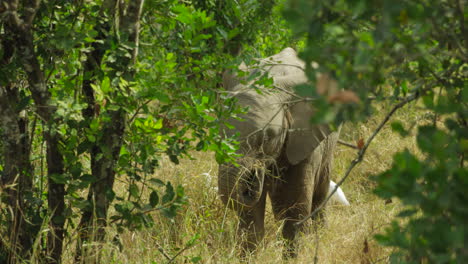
218, 48, 340, 258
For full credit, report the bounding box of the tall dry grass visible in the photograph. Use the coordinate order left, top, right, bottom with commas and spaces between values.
58, 100, 425, 264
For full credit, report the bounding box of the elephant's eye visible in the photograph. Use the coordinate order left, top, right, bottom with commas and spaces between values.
242, 188, 254, 198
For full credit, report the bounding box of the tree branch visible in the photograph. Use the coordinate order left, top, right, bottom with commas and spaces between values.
3, 2, 66, 263
167, 242, 195, 264
121, 0, 145, 63
4, 0, 50, 121
3, 0, 21, 27
156, 243, 172, 261
338, 140, 359, 149
76, 2, 145, 262
22, 0, 41, 27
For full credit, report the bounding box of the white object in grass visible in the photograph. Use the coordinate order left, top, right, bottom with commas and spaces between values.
328, 180, 350, 206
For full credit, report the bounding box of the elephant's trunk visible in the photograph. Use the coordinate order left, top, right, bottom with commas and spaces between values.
218, 157, 265, 208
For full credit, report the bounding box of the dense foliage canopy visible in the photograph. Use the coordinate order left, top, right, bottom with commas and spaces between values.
284, 0, 467, 262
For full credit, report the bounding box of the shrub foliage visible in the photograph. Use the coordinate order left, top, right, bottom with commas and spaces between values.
284, 0, 467, 262
0, 0, 291, 262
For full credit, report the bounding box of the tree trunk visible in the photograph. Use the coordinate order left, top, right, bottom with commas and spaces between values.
74, 5, 113, 262
75, 110, 126, 263
3, 2, 67, 262
17, 29, 66, 264
75, 1, 144, 262
0, 84, 35, 263
45, 134, 65, 264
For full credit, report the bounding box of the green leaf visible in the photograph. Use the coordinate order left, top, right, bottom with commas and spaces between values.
149, 191, 159, 207
101, 76, 111, 93
154, 118, 163, 129
417, 125, 450, 159
50, 173, 68, 184
129, 184, 139, 198
166, 52, 174, 60
89, 120, 100, 132
169, 154, 179, 164
87, 134, 96, 143
162, 182, 175, 204
190, 256, 202, 263
120, 145, 130, 156
400, 81, 408, 95
294, 83, 316, 98
80, 174, 96, 184
161, 205, 178, 218
149, 178, 164, 186
196, 140, 205, 151
391, 121, 409, 137
397, 209, 418, 218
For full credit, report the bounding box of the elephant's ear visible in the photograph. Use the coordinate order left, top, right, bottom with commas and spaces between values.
285, 101, 332, 165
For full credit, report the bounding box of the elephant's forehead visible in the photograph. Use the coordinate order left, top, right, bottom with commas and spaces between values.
254, 60, 304, 76
257, 50, 306, 77
229, 91, 285, 134
235, 90, 285, 113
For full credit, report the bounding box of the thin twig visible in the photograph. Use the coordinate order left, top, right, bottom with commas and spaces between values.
127, 99, 153, 125
367, 95, 406, 101
109, 205, 162, 224
273, 84, 305, 99
285, 97, 316, 104
156, 240, 196, 264
295, 91, 421, 226
167, 242, 194, 264
313, 225, 320, 264
257, 62, 306, 71
338, 140, 359, 149
156, 244, 171, 261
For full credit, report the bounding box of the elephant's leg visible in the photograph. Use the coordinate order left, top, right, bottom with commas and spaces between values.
310, 134, 337, 225
270, 158, 314, 259
310, 163, 331, 225
237, 186, 267, 257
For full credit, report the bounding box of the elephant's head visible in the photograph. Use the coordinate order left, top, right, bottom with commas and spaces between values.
218, 47, 332, 208
218, 156, 266, 208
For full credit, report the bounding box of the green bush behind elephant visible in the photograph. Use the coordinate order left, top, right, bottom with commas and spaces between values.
218, 47, 340, 258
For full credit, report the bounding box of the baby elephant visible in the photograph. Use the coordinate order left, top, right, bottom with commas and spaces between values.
218, 48, 341, 258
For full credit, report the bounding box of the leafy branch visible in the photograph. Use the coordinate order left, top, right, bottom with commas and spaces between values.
296, 91, 421, 226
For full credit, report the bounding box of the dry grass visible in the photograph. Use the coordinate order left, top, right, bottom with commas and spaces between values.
59, 100, 427, 264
